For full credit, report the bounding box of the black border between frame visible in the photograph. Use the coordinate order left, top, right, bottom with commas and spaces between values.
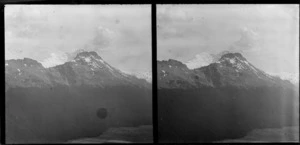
151, 3, 158, 144
1, 3, 5, 145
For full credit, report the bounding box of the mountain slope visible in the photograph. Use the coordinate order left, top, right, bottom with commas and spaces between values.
5, 58, 54, 89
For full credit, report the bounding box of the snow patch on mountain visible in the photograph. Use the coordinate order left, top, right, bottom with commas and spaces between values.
229, 58, 236, 64
74, 52, 106, 69
241, 60, 258, 74
216, 53, 269, 80
85, 57, 91, 63
106, 64, 114, 72
162, 70, 166, 77
90, 61, 102, 68
17, 68, 22, 75
236, 63, 244, 70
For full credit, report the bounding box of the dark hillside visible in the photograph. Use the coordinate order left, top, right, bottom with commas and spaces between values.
158, 86, 298, 142
6, 86, 152, 143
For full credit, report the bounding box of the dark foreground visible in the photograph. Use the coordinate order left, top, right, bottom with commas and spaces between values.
217, 126, 299, 143
6, 86, 152, 143
67, 125, 153, 143
158, 87, 299, 142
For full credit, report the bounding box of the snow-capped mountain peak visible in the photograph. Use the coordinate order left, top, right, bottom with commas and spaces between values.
219, 53, 246, 62
72, 51, 110, 69
216, 52, 263, 75
74, 51, 103, 62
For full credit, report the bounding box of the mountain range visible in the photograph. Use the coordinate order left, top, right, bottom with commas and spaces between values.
5, 51, 150, 90
158, 52, 294, 89
184, 52, 299, 85
5, 51, 152, 143
158, 52, 299, 142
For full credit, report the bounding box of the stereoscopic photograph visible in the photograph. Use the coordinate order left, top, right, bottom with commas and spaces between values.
5, 5, 152, 143
3, 3, 300, 144
157, 4, 299, 143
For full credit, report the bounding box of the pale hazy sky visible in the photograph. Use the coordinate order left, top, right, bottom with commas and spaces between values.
157, 4, 299, 74
5, 5, 151, 73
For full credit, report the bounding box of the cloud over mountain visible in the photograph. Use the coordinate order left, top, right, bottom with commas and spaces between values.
184, 52, 215, 69
5, 5, 151, 75
157, 6, 194, 24
230, 26, 260, 53
157, 5, 197, 40
41, 52, 68, 68
85, 26, 118, 51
